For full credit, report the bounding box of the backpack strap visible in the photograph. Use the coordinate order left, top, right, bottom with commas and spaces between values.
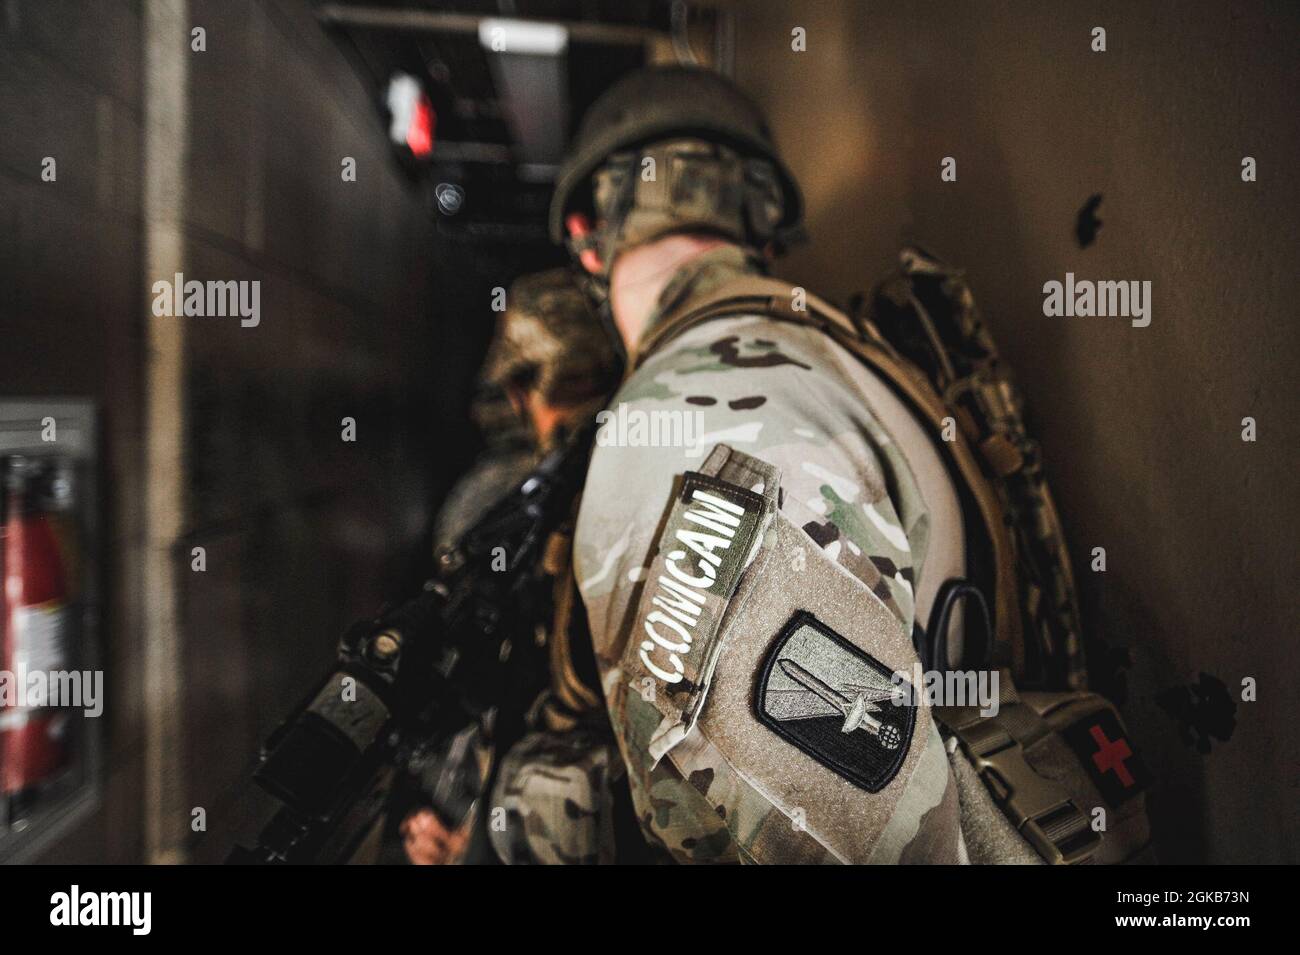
634, 275, 859, 363
634, 275, 1025, 676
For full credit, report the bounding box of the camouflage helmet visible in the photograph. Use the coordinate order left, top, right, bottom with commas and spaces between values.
549, 67, 803, 266
482, 267, 622, 406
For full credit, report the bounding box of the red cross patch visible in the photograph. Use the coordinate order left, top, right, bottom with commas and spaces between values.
1063, 709, 1151, 806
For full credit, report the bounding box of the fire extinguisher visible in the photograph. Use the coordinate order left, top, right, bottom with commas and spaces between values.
0, 456, 73, 810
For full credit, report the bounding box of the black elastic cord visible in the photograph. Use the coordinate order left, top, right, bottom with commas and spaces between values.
925, 577, 994, 674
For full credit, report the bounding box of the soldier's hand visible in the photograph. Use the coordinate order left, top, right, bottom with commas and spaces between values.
400, 808, 471, 865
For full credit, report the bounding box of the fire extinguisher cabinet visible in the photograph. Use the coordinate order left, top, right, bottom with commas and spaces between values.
0, 399, 101, 862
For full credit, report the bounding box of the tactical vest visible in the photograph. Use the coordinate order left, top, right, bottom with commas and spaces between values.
620, 256, 1153, 865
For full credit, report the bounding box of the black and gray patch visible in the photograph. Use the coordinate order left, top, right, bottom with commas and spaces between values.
756, 611, 914, 792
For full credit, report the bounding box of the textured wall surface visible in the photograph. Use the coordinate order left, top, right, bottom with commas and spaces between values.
2, 0, 441, 861
0, 0, 149, 864
174, 0, 439, 862
737, 0, 1299, 862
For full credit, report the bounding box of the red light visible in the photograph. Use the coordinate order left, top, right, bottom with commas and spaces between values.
407, 95, 435, 158
566, 212, 604, 273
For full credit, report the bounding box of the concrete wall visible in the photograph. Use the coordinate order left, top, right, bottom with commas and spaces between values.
736, 0, 1299, 862
174, 0, 439, 863
2, 0, 441, 862
1, 0, 149, 863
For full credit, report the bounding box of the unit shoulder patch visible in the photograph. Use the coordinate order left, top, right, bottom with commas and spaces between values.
635, 470, 767, 691
756, 610, 915, 792
623, 455, 779, 763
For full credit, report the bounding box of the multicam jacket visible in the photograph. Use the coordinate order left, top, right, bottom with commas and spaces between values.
571, 247, 968, 863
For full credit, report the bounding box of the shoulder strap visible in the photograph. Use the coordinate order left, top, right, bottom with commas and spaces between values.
635, 276, 1025, 676
634, 275, 858, 364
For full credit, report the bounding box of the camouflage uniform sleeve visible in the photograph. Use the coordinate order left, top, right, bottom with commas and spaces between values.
488, 725, 622, 865
574, 315, 965, 863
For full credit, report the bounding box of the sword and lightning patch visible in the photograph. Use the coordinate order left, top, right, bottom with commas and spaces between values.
756, 611, 915, 792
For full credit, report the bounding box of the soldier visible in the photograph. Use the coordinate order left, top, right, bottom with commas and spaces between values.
542, 65, 974, 864
406, 68, 1150, 866
402, 267, 627, 864
432, 267, 621, 555
550, 66, 1154, 866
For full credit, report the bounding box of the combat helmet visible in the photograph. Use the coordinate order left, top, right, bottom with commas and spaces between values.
550, 66, 804, 272
483, 267, 621, 408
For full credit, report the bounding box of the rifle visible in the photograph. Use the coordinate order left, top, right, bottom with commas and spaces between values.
228, 423, 595, 863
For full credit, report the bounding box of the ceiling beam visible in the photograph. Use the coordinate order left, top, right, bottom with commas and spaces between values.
315, 4, 665, 47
